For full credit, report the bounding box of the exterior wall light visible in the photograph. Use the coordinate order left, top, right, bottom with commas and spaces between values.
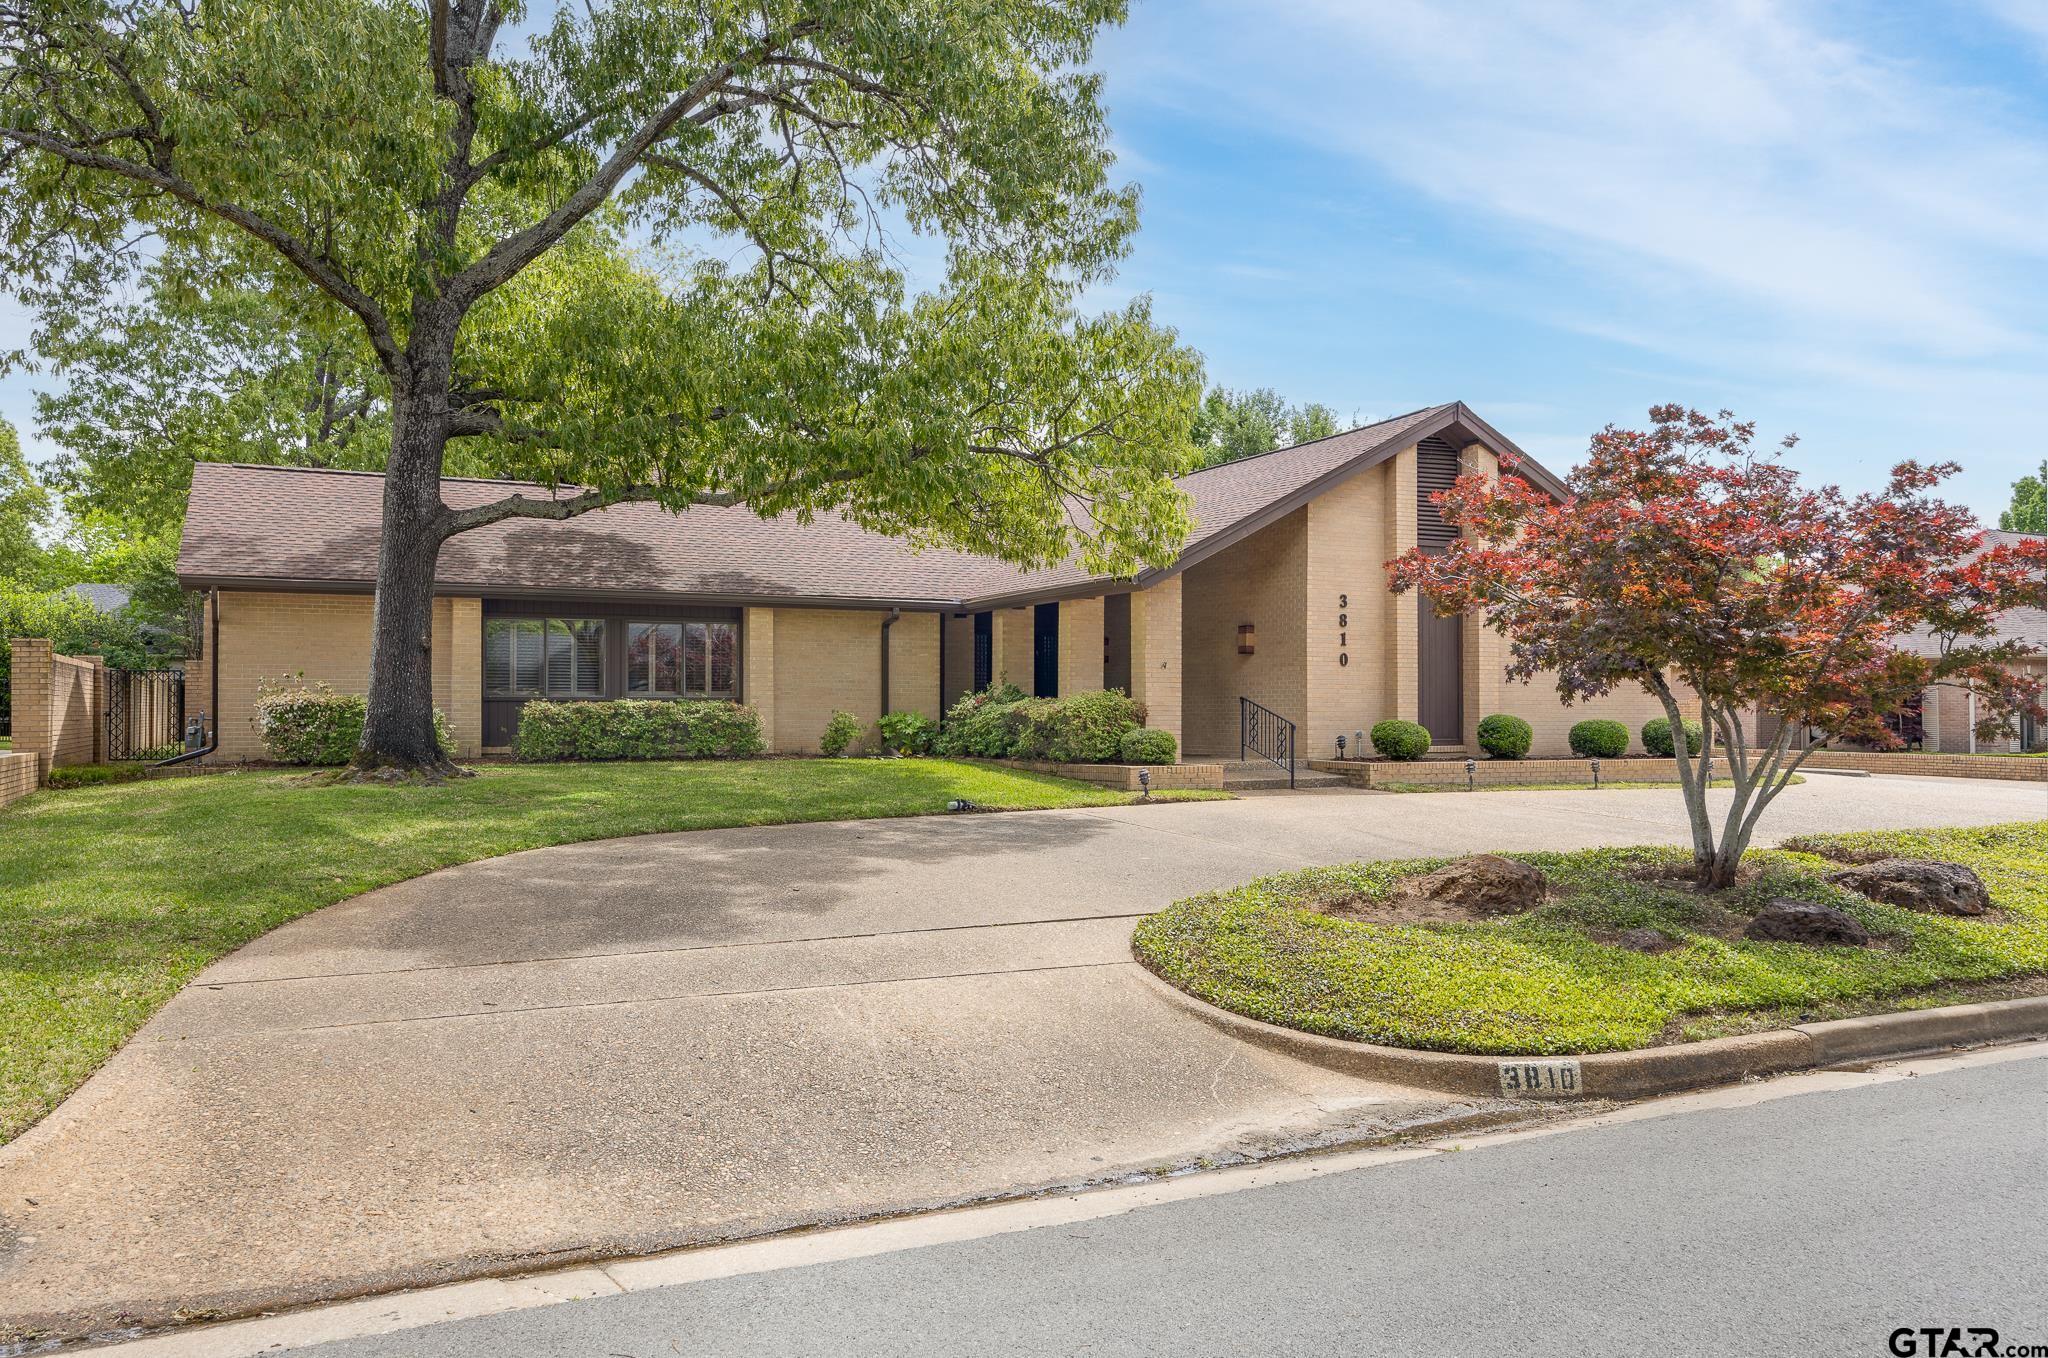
1237, 623, 1256, 655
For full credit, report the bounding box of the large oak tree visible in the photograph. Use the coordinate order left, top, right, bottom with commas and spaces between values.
1, 0, 1202, 774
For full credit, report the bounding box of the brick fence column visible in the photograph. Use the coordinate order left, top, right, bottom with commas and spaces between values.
83, 655, 107, 764
9, 637, 54, 782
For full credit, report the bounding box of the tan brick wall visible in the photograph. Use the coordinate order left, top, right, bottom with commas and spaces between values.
941, 612, 975, 709
744, 606, 778, 749
887, 610, 942, 720
768, 607, 937, 753
1181, 508, 1309, 756
1058, 596, 1105, 695
1304, 459, 1393, 759
1129, 576, 1183, 751
990, 607, 1034, 691
8, 638, 104, 777
0, 750, 36, 809
205, 590, 483, 760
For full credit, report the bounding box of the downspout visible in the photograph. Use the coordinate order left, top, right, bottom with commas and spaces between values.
879, 608, 901, 717
153, 588, 220, 767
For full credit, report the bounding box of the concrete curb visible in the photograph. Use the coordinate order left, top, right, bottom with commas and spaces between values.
1134, 968, 2048, 1101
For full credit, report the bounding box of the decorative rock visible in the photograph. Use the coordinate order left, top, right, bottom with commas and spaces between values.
1409, 854, 1547, 915
1826, 859, 1990, 917
1615, 927, 1678, 954
1743, 898, 1871, 947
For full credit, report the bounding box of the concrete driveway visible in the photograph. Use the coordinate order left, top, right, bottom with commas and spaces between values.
3, 774, 2041, 1344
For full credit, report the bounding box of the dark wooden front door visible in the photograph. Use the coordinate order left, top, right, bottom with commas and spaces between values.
1418, 607, 1463, 745
1033, 602, 1059, 698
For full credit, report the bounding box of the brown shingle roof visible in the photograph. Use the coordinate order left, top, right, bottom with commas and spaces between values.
176, 401, 1546, 607
1897, 530, 2046, 660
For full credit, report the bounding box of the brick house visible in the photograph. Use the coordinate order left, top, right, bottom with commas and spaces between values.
1885, 531, 2046, 754
176, 401, 1687, 761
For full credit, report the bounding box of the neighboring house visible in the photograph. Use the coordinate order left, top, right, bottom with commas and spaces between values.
175, 401, 1686, 761
63, 582, 134, 614
1887, 530, 2045, 753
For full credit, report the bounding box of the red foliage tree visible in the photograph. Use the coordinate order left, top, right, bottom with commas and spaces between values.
1388, 406, 2045, 887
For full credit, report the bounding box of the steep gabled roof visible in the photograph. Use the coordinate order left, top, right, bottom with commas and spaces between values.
176, 400, 1563, 608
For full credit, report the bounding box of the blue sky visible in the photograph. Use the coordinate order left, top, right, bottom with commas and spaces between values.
4, 0, 2044, 524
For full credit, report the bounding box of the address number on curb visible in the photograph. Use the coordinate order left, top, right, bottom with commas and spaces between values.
1498, 1059, 1584, 1099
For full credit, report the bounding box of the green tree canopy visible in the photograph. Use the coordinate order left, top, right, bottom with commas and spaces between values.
1189, 386, 1343, 469
0, 419, 49, 584
1, 0, 1205, 771
2000, 460, 2046, 534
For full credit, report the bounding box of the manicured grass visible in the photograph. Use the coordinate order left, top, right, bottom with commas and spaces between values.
0, 758, 1221, 1142
1134, 821, 2048, 1057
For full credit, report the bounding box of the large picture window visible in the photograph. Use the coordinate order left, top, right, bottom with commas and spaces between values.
627, 620, 736, 699
486, 618, 605, 697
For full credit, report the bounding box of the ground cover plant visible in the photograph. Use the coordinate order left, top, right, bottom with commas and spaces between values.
1133, 820, 2048, 1056
0, 758, 1222, 1143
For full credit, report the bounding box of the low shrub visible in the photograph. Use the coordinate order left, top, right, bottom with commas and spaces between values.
1476, 714, 1533, 760
1119, 727, 1178, 764
514, 699, 763, 761
1018, 689, 1142, 764
44, 762, 149, 790
877, 710, 937, 756
1568, 718, 1631, 758
255, 678, 453, 765
1371, 719, 1431, 761
819, 709, 864, 757
1641, 716, 1704, 758
934, 682, 1027, 758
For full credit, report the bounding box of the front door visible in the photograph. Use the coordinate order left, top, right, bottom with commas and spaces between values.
1033, 602, 1059, 698
1418, 607, 1463, 745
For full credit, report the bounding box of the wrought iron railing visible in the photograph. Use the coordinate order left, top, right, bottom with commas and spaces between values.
106, 667, 184, 761
1239, 695, 1297, 788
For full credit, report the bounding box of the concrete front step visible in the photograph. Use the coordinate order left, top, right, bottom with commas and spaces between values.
1216, 759, 1352, 791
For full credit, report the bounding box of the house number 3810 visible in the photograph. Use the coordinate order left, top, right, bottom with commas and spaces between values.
1337, 594, 1349, 667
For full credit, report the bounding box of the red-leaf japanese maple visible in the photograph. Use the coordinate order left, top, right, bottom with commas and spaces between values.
1388, 406, 2046, 888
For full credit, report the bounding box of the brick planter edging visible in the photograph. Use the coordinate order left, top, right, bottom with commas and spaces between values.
1307, 755, 1691, 788
1134, 967, 2048, 1101
1801, 751, 2048, 782
990, 759, 1226, 791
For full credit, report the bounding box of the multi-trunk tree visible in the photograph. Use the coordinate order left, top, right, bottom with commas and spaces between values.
1, 0, 1202, 775
1389, 406, 2046, 888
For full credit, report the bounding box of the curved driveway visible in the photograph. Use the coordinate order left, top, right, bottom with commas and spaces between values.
3, 774, 2041, 1343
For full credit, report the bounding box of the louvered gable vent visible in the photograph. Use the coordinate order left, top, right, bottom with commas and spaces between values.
1416, 435, 1462, 553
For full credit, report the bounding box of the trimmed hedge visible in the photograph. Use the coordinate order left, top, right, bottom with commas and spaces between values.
514, 699, 763, 761
1476, 713, 1533, 760
1642, 716, 1704, 758
933, 684, 1143, 764
1118, 727, 1178, 764
1371, 719, 1431, 761
1568, 718, 1631, 758
877, 710, 937, 756
255, 680, 453, 765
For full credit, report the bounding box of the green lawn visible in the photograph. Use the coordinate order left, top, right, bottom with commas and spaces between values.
1134, 821, 2048, 1057
0, 758, 1218, 1142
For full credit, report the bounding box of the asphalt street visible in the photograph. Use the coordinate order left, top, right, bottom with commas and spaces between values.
288, 1048, 2048, 1358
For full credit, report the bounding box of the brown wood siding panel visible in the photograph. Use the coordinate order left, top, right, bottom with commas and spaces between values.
1418, 606, 1463, 742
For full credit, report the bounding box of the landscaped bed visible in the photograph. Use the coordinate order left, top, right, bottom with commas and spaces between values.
0, 758, 1223, 1143
1133, 821, 2048, 1057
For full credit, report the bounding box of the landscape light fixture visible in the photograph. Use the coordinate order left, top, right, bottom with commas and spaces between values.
1138, 768, 1151, 801
1336, 734, 1347, 759
1590, 757, 1601, 789
1465, 757, 1476, 791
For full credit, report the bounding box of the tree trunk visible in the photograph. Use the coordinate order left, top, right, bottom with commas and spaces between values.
354, 378, 463, 777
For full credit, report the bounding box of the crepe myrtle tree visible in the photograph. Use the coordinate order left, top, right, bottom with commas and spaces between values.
1388, 406, 2046, 888
0, 0, 1204, 777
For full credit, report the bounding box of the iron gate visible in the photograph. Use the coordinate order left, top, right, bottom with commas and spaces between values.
106, 667, 185, 761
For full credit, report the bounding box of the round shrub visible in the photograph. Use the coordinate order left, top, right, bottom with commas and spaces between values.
256, 678, 452, 765
1568, 718, 1630, 758
877, 710, 937, 756
1370, 719, 1431, 761
1641, 716, 1704, 758
819, 709, 864, 757
1475, 713, 1533, 760
1118, 727, 1178, 764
